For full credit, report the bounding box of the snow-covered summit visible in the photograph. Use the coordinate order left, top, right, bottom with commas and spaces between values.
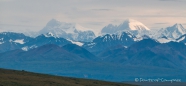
157, 23, 186, 40
39, 19, 96, 42
101, 19, 150, 37
101, 19, 150, 34
43, 19, 92, 33
118, 19, 150, 31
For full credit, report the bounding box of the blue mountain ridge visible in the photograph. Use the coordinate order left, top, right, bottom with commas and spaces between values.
0, 32, 186, 82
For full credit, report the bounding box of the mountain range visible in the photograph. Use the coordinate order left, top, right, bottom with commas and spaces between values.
22, 19, 186, 43
99, 39, 186, 69
1, 37, 186, 81
0, 44, 96, 62
101, 19, 186, 43
0, 19, 186, 82
0, 32, 72, 52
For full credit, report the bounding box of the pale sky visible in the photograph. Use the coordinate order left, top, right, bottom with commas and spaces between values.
0, 0, 186, 34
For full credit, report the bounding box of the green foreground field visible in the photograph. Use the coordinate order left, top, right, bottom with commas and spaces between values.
0, 68, 135, 86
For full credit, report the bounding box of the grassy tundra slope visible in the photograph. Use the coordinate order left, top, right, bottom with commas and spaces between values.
0, 68, 135, 86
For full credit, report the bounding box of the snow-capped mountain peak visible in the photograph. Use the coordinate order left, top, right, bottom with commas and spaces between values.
157, 23, 186, 40
172, 23, 185, 33
127, 19, 150, 30
101, 19, 150, 36
118, 19, 150, 31
39, 19, 96, 42
44, 19, 92, 33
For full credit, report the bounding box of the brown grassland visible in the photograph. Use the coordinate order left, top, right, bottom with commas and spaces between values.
0, 68, 135, 86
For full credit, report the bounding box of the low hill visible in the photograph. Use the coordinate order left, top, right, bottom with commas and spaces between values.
0, 68, 135, 86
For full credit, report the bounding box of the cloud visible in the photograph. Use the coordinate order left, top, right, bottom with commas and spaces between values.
0, 23, 41, 27
159, 0, 183, 2
90, 9, 111, 11
154, 23, 169, 24
0, 0, 14, 2
0, 0, 186, 32
85, 22, 105, 25
133, 15, 186, 18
